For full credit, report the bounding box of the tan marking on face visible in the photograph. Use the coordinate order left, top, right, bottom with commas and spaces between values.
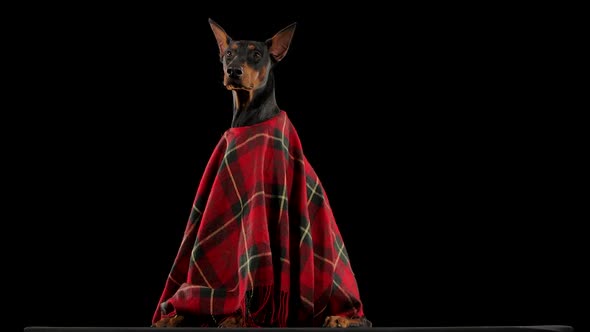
240, 64, 256, 89
255, 64, 268, 87
241, 63, 268, 91
248, 44, 256, 50
231, 43, 239, 50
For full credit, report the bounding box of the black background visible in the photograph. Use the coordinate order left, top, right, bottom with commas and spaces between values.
17, 3, 585, 331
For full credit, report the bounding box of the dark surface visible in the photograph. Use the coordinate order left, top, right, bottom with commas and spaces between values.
14, 2, 585, 332
24, 326, 574, 332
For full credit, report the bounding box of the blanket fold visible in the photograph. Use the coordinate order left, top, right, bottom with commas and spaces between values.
152, 111, 365, 327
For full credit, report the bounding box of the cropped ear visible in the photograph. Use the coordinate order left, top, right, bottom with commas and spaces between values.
209, 18, 232, 58
265, 22, 296, 62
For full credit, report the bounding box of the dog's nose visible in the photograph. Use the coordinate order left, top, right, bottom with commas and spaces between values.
227, 67, 243, 79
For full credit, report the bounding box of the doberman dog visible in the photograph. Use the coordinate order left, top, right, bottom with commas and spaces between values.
152, 19, 371, 328
211, 18, 290, 128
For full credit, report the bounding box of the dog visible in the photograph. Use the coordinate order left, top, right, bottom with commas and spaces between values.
151, 19, 371, 328
211, 19, 292, 128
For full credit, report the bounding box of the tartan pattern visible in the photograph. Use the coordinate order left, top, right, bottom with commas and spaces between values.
152, 111, 364, 327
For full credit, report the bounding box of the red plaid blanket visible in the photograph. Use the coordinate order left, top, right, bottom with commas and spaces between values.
152, 111, 365, 327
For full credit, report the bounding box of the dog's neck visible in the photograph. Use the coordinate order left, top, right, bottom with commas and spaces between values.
230, 72, 280, 128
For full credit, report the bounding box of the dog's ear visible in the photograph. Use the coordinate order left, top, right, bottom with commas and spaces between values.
266, 22, 296, 62
209, 18, 232, 58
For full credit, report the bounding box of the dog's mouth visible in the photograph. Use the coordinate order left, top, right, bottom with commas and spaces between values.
224, 77, 253, 91
226, 84, 252, 91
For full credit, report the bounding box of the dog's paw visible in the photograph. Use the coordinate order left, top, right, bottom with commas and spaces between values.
152, 314, 185, 327
323, 315, 372, 328
218, 314, 244, 328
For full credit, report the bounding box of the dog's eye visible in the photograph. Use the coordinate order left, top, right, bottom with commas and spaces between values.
253, 51, 262, 59
226, 51, 233, 57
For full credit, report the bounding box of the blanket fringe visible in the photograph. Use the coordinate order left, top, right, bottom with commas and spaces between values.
241, 285, 289, 327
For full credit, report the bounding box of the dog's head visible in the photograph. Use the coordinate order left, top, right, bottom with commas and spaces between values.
208, 19, 296, 91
